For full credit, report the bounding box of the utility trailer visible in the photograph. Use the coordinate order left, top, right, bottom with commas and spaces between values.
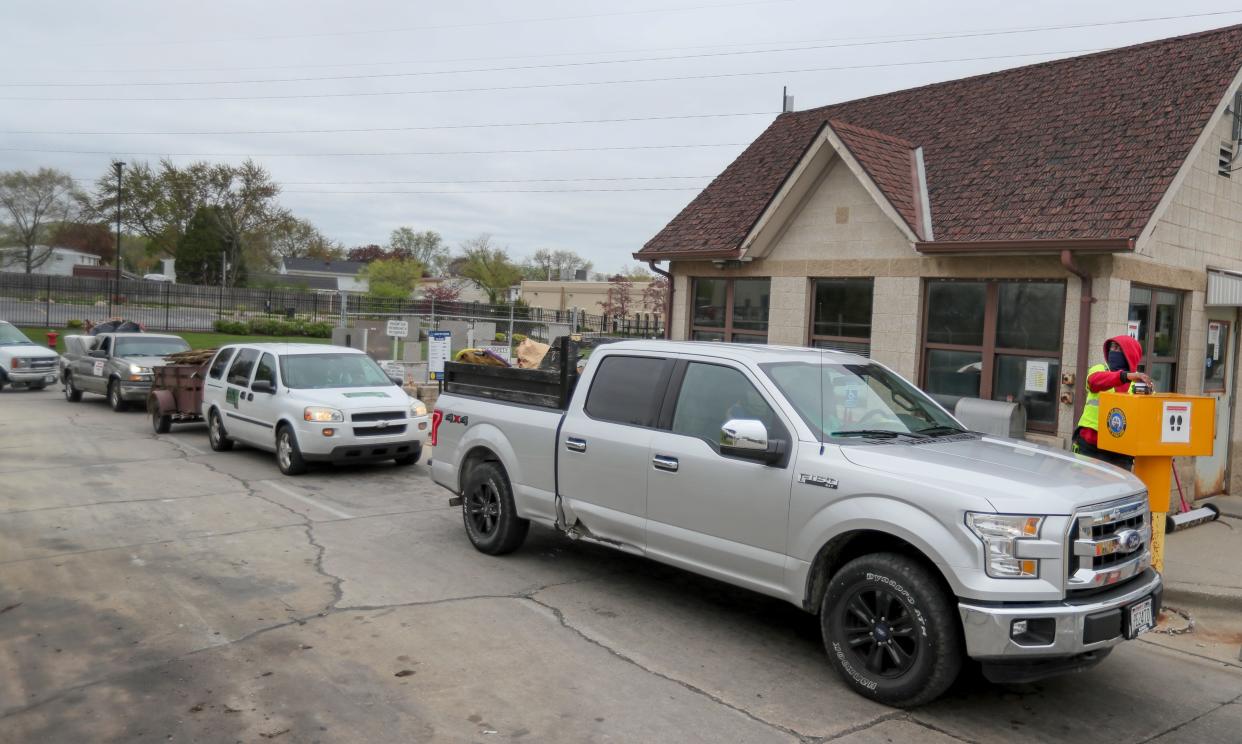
146, 350, 213, 433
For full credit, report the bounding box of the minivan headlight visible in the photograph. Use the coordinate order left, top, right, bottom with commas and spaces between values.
966, 513, 1044, 579
304, 407, 344, 423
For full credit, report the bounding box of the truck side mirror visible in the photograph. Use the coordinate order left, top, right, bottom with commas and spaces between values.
88, 349, 107, 359
720, 419, 785, 464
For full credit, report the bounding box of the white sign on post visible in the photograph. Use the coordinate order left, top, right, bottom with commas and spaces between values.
386, 319, 409, 338
1161, 400, 1192, 444
1023, 360, 1049, 393
428, 330, 451, 381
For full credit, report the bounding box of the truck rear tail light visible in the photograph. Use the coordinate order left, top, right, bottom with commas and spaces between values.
430, 409, 443, 446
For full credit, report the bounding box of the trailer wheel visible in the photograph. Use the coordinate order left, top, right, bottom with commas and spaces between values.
149, 398, 172, 434
820, 552, 962, 708
461, 461, 528, 555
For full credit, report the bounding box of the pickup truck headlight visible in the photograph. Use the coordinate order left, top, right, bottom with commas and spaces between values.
129, 364, 152, 375
304, 406, 344, 423
410, 400, 427, 417
966, 513, 1044, 579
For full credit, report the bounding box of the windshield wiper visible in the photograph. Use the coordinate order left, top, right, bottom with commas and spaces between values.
831, 429, 928, 440
915, 425, 967, 437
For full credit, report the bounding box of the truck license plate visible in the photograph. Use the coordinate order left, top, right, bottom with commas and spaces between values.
45, 374, 57, 384
1127, 597, 1154, 638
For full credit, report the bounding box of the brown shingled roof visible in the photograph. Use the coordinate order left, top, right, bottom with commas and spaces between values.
638, 24, 1242, 259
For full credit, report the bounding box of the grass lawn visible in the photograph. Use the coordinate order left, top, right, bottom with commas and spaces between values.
18, 326, 333, 354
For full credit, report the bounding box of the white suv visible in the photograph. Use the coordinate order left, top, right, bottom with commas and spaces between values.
201, 343, 430, 475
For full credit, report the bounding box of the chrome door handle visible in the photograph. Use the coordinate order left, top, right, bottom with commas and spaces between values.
565, 437, 587, 453
652, 454, 679, 472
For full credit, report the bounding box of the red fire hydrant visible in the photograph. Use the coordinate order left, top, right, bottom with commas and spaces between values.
46, 331, 58, 349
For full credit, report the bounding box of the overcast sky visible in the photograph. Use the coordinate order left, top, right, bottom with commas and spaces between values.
2, 1, 1240, 272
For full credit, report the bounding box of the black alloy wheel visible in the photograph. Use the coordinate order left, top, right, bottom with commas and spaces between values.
465, 480, 501, 538
840, 585, 920, 678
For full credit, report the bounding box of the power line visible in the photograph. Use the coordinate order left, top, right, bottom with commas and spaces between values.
65, 0, 795, 49
0, 47, 1101, 102
12, 8, 1239, 77
284, 187, 705, 194
5, 142, 751, 158
69, 174, 714, 185
6, 9, 1236, 88
0, 111, 774, 137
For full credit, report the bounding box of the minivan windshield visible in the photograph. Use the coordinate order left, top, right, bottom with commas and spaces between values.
115, 337, 192, 357
0, 324, 33, 346
280, 353, 392, 389
761, 361, 962, 441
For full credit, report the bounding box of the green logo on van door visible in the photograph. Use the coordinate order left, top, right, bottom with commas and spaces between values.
226, 387, 240, 407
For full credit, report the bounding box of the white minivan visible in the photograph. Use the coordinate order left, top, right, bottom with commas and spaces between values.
201, 343, 429, 475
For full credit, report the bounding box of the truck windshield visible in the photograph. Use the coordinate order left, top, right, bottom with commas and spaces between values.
0, 325, 34, 346
280, 353, 392, 389
761, 361, 961, 441
114, 337, 191, 357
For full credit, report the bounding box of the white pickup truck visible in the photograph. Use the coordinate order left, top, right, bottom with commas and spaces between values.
430, 339, 1161, 707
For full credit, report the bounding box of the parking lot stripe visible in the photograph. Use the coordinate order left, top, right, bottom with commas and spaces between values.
262, 480, 354, 520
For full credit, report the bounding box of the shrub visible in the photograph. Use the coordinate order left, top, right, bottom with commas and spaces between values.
495, 332, 507, 342
513, 333, 527, 344
65, 319, 84, 330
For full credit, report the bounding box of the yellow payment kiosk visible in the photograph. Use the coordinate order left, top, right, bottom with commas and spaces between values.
1097, 392, 1215, 572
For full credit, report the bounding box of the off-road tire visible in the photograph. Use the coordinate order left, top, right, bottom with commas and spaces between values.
149, 398, 172, 434
208, 408, 234, 452
461, 461, 528, 555
820, 552, 962, 708
107, 379, 127, 412
64, 374, 82, 402
276, 424, 308, 476
393, 445, 422, 467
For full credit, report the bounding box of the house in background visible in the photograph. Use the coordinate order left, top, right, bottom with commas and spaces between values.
0, 245, 101, 276
521, 279, 655, 316
279, 257, 368, 293
637, 25, 1242, 498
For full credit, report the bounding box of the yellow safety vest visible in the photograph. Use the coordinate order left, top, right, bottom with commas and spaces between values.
1076, 363, 1133, 432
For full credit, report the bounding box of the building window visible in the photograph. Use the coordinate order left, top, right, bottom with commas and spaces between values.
1128, 285, 1183, 392
809, 279, 873, 356
690, 278, 770, 342
1204, 320, 1230, 393
921, 280, 1066, 431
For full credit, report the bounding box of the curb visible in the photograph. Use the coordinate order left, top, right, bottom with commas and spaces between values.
1161, 583, 1242, 612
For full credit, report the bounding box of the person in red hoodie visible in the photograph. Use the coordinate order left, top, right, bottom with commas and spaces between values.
1072, 334, 1153, 468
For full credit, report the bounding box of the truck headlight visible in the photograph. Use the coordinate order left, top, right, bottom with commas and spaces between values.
129, 364, 152, 375
12, 357, 26, 369
410, 400, 427, 417
304, 406, 344, 423
966, 513, 1044, 579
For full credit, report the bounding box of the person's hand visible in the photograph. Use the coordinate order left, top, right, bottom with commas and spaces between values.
1128, 372, 1153, 385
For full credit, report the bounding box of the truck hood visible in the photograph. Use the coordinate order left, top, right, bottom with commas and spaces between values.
839, 435, 1142, 514
120, 355, 176, 368
0, 344, 58, 359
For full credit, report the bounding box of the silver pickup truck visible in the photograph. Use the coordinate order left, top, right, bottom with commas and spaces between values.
62, 332, 190, 411
430, 340, 1161, 707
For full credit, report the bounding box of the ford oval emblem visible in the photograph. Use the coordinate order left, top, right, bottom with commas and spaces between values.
1115, 529, 1142, 553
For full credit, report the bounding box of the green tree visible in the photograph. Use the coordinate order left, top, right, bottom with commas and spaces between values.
520, 248, 592, 281
362, 257, 423, 300
255, 215, 342, 267
0, 168, 82, 273
176, 206, 246, 285
458, 235, 522, 304
388, 227, 449, 275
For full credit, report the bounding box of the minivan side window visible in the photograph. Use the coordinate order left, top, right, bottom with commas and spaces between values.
208, 348, 236, 380
583, 355, 669, 427
253, 353, 278, 389
670, 362, 785, 450
226, 349, 260, 387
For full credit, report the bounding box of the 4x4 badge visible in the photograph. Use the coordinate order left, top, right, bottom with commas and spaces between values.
799, 474, 838, 489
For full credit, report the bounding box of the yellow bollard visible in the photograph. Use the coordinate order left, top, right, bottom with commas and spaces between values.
1149, 511, 1166, 573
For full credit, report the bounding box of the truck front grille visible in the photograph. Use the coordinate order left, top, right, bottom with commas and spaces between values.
1067, 494, 1150, 593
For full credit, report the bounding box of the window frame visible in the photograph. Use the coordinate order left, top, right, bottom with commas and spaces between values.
208, 347, 237, 380
689, 277, 770, 343
919, 279, 1066, 433
582, 354, 674, 429
1128, 283, 1183, 392
807, 277, 874, 354
252, 352, 280, 390
226, 348, 260, 387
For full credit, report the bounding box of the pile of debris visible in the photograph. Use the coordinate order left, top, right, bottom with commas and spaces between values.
163, 349, 217, 365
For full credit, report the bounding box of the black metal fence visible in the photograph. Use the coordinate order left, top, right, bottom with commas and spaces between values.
0, 272, 664, 339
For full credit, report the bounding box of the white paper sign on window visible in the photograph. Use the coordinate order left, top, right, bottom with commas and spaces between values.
1161, 401, 1191, 444
1126, 320, 1141, 340
1024, 360, 1049, 393
1208, 322, 1222, 360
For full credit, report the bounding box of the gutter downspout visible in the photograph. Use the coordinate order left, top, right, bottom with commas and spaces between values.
647, 260, 673, 340
1060, 250, 1093, 426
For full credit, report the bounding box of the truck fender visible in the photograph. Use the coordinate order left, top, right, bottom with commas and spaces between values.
451, 422, 523, 494
792, 496, 978, 605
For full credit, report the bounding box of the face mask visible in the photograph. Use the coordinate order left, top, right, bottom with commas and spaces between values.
1107, 349, 1128, 371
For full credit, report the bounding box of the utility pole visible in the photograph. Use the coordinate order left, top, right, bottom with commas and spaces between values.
112, 161, 124, 317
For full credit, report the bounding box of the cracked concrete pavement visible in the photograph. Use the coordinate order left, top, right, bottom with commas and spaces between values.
2, 387, 1241, 743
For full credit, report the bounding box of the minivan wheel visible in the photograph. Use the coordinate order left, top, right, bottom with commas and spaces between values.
276, 424, 308, 476
64, 374, 82, 402
821, 552, 962, 708
461, 461, 528, 555
208, 409, 234, 452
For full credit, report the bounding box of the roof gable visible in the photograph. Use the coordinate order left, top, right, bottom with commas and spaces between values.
639, 24, 1242, 259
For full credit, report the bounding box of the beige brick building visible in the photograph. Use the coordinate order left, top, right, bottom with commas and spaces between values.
637, 26, 1242, 497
